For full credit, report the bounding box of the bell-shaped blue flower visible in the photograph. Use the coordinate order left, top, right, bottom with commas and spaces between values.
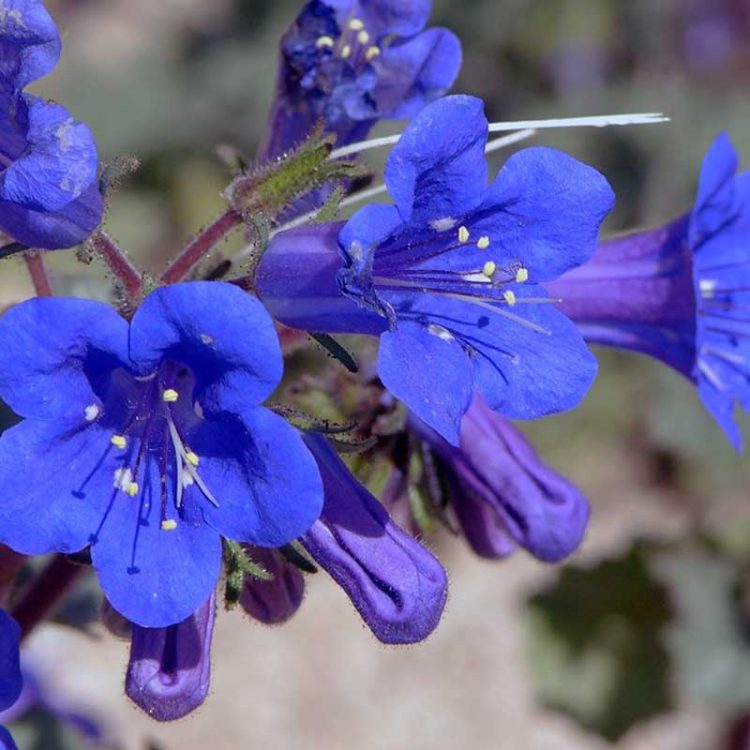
0, 0, 103, 249
0, 282, 324, 627
547, 133, 750, 450
126, 592, 215, 722
260, 0, 461, 158
300, 432, 447, 644
411, 394, 590, 563
256, 95, 614, 445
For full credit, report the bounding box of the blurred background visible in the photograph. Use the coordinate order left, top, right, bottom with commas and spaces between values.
3, 0, 750, 748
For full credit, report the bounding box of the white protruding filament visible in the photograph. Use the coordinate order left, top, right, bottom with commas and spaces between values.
166, 413, 218, 509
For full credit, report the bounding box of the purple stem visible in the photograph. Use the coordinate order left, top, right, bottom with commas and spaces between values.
159, 208, 243, 285
23, 251, 53, 297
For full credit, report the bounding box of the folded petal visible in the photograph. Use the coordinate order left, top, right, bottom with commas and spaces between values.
126, 592, 215, 721
301, 433, 447, 644
384, 95, 488, 225
0, 0, 61, 93
472, 147, 615, 281
129, 282, 283, 413
91, 457, 222, 628
0, 296, 129, 421
378, 314, 473, 445
0, 420, 122, 555
239, 546, 305, 625
0, 97, 99, 213
195, 407, 323, 547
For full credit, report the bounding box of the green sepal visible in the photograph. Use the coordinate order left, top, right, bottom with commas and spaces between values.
222, 538, 273, 611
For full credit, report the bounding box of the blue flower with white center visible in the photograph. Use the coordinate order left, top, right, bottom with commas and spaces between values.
0, 282, 324, 627
548, 133, 750, 450
260, 0, 461, 159
256, 95, 614, 444
0, 0, 102, 250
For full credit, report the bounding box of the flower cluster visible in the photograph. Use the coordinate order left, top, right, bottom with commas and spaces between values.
0, 0, 742, 739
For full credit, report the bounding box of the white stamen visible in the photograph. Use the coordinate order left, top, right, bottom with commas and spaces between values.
430, 217, 458, 232
84, 404, 100, 422
702, 346, 746, 366
698, 358, 726, 390
427, 324, 455, 342
700, 279, 718, 299
113, 467, 134, 491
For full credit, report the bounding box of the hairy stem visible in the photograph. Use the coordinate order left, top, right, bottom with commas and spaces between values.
91, 231, 144, 301
160, 208, 243, 285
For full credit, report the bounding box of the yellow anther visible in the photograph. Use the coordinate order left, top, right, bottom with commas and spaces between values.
161, 519, 178, 531
477, 235, 490, 250
162, 389, 179, 403
316, 35, 335, 49
458, 226, 470, 243
482, 261, 496, 278
515, 267, 529, 283
110, 435, 127, 449
341, 44, 352, 58
357, 30, 370, 44
185, 450, 200, 467
503, 290, 517, 306
348, 18, 365, 30
365, 46, 381, 61
126, 482, 139, 497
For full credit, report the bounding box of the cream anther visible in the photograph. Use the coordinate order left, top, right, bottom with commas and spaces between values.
348, 18, 365, 30
110, 435, 127, 449
503, 290, 517, 306
161, 519, 178, 531
477, 236, 490, 250
162, 389, 179, 403
84, 404, 100, 422
482, 261, 496, 278
126, 482, 139, 497
185, 450, 200, 467
515, 267, 529, 283
458, 226, 470, 243
316, 35, 335, 49
341, 44, 352, 58
365, 46, 381, 61
357, 30, 370, 44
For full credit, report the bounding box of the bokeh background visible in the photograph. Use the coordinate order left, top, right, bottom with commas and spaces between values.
3, 0, 750, 748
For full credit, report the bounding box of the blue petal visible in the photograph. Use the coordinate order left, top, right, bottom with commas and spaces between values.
384, 95, 488, 225
0, 0, 61, 93
301, 433, 448, 644
376, 28, 462, 119
697, 376, 742, 451
0, 180, 104, 249
91, 457, 222, 628
195, 407, 324, 547
129, 282, 282, 413
0, 725, 17, 750
0, 297, 129, 421
0, 97, 99, 213
256, 223, 386, 334
470, 147, 615, 281
378, 313, 473, 445
326, 0, 430, 37
0, 611, 20, 712
0, 420, 120, 554
690, 132, 740, 246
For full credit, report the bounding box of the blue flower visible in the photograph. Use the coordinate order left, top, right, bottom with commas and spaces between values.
300, 432, 447, 644
548, 133, 750, 450
0, 282, 324, 627
0, 610, 21, 750
256, 95, 614, 444
410, 394, 589, 563
126, 592, 215, 722
0, 0, 103, 250
260, 0, 461, 158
